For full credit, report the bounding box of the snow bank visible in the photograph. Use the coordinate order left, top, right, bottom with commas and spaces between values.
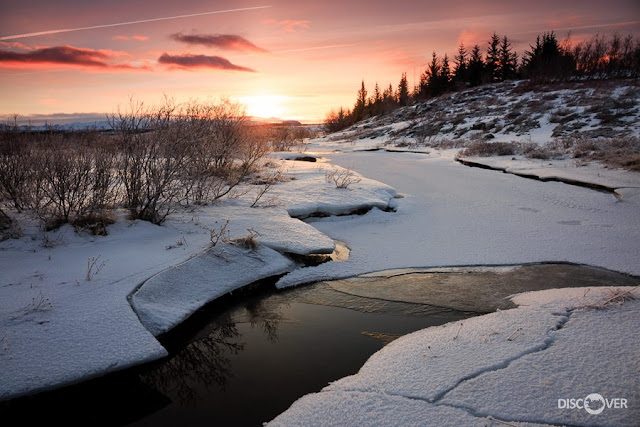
130, 244, 295, 336
0, 157, 397, 400
458, 155, 640, 193
277, 151, 640, 288
270, 287, 640, 426
270, 160, 397, 218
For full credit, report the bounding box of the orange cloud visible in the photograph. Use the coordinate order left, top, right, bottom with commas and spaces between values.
0, 45, 147, 70
457, 29, 486, 49
157, 53, 255, 72
113, 35, 149, 41
264, 19, 310, 33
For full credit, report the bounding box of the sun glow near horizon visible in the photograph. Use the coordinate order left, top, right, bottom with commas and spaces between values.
239, 94, 289, 120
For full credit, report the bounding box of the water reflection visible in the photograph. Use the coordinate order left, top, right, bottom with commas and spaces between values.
140, 318, 244, 405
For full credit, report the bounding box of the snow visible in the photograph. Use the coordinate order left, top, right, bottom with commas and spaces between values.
270, 287, 640, 426
266, 158, 398, 218
0, 159, 395, 401
457, 155, 640, 191
2, 128, 639, 411
277, 151, 640, 288
130, 244, 295, 336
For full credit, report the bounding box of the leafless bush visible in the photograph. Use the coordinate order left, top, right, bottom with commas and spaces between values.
209, 220, 230, 248
0, 127, 40, 211
110, 98, 189, 223
460, 142, 519, 157
325, 167, 362, 189
269, 125, 314, 151
251, 168, 282, 207
86, 255, 106, 281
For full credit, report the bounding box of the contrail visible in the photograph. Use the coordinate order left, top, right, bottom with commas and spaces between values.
0, 6, 271, 41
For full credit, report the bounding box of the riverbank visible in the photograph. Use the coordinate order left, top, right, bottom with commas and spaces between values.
270, 285, 640, 426
0, 158, 397, 401
2, 147, 639, 414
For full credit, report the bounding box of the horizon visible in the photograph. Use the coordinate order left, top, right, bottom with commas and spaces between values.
1, 0, 639, 123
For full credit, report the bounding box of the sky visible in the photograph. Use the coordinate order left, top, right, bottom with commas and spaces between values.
0, 0, 639, 123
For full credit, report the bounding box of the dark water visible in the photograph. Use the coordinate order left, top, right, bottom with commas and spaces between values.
5, 263, 634, 426
129, 283, 473, 426
0, 281, 472, 426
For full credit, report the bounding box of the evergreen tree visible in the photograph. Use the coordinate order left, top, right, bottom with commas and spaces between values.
370, 82, 382, 116
397, 73, 410, 106
453, 42, 468, 85
425, 52, 441, 96
522, 31, 574, 81
382, 83, 396, 112
486, 32, 501, 82
468, 44, 484, 86
498, 35, 518, 80
353, 80, 368, 121
440, 54, 452, 90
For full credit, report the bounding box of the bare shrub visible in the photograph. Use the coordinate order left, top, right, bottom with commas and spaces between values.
325, 167, 362, 188
209, 220, 230, 248
110, 98, 189, 223
0, 128, 39, 211
460, 141, 519, 157
250, 168, 282, 207
86, 255, 107, 281
270, 125, 314, 152
181, 100, 271, 205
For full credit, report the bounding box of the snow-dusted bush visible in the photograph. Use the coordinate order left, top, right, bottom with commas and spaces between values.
325, 167, 362, 189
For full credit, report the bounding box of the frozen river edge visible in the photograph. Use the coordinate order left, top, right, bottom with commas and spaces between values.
2, 150, 639, 419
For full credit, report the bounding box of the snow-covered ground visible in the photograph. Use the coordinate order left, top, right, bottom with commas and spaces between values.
277, 150, 640, 288
321, 80, 640, 149
270, 286, 640, 426
0, 159, 396, 401
2, 132, 639, 426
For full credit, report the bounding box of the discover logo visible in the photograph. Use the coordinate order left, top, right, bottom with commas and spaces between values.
558, 393, 628, 415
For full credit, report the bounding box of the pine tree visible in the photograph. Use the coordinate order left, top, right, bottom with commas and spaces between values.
440, 54, 452, 90
382, 83, 396, 113
353, 80, 367, 121
453, 42, 468, 85
370, 82, 382, 116
498, 35, 518, 80
522, 31, 573, 80
397, 73, 410, 106
468, 44, 484, 87
486, 32, 501, 82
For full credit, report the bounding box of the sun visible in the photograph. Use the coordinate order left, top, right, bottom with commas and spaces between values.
240, 95, 287, 119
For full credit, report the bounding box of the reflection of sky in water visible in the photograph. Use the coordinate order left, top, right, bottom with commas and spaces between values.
133, 282, 471, 425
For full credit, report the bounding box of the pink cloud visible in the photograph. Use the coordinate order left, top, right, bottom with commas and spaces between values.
0, 41, 33, 50
0, 45, 147, 70
264, 19, 311, 33
157, 53, 255, 72
171, 33, 267, 52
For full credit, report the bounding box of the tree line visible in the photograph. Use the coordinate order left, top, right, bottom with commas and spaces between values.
325, 31, 640, 131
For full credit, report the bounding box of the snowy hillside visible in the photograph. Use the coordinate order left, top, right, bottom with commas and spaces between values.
325, 79, 640, 148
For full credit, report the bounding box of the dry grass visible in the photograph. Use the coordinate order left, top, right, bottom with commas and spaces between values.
460, 142, 520, 157
582, 286, 638, 309
231, 229, 259, 251
571, 136, 640, 172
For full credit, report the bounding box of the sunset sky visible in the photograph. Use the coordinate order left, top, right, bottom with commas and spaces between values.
1, 0, 639, 123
